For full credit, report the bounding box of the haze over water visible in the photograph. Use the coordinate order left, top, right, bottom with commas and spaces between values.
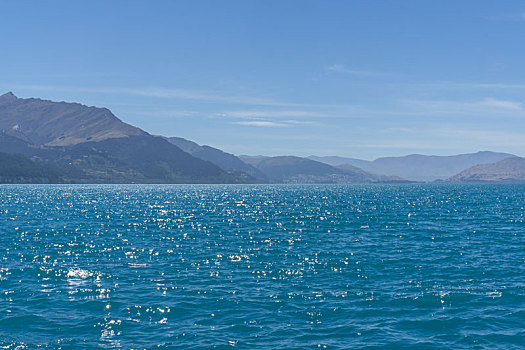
0, 184, 523, 349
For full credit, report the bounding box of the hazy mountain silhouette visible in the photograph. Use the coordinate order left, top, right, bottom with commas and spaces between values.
447, 157, 525, 183
307, 155, 372, 169
244, 156, 409, 183
238, 155, 271, 167
310, 151, 516, 181
335, 163, 407, 183
0, 92, 521, 184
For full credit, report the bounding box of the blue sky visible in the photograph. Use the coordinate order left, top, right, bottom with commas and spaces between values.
2, 0, 525, 159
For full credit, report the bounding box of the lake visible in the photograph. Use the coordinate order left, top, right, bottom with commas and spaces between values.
0, 184, 524, 349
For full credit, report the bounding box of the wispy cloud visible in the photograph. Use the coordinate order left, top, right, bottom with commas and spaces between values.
282, 120, 315, 126
234, 121, 289, 127
214, 109, 337, 120
11, 83, 525, 123
10, 83, 404, 121
398, 97, 524, 115
479, 98, 522, 110
119, 109, 202, 118
425, 81, 525, 90
433, 127, 525, 148
383, 127, 415, 133
11, 84, 312, 108
326, 64, 387, 77
233, 118, 316, 127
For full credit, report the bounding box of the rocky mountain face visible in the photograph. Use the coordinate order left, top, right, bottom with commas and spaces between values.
0, 92, 145, 146
310, 151, 516, 181
447, 157, 525, 183
0, 92, 242, 183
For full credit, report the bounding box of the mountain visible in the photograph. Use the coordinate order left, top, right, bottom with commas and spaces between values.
311, 151, 516, 181
0, 129, 240, 184
1, 92, 519, 184
335, 163, 407, 183
307, 155, 372, 169
0, 92, 242, 183
245, 155, 408, 183
238, 155, 271, 166
447, 157, 525, 183
364, 152, 515, 181
165, 137, 267, 182
0, 151, 62, 183
0, 92, 144, 146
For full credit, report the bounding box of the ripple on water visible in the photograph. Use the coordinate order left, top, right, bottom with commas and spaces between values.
0, 184, 524, 349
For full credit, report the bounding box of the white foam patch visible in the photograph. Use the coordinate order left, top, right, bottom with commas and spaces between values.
67, 268, 93, 279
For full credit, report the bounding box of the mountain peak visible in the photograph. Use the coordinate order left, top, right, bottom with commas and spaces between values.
0, 91, 17, 102
0, 93, 146, 146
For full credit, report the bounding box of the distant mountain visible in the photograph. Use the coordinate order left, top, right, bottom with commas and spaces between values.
335, 163, 407, 183
238, 155, 271, 166
311, 151, 516, 181
1, 92, 520, 184
166, 137, 267, 182
0, 92, 243, 183
447, 157, 525, 183
365, 152, 515, 181
308, 155, 372, 169
245, 155, 408, 184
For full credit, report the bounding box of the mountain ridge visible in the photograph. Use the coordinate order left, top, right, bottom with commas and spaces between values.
447, 157, 525, 183
0, 92, 244, 183
0, 92, 145, 146
1, 92, 523, 184
309, 151, 516, 181
165, 137, 267, 182
243, 155, 410, 184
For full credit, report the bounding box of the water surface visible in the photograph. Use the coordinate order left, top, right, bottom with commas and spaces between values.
0, 184, 524, 349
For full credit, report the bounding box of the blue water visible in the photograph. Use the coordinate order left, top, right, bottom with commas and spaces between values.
0, 184, 524, 349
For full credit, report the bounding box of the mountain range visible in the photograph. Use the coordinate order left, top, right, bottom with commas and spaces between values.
309, 152, 516, 182
165, 137, 267, 182
239, 155, 407, 184
0, 92, 239, 183
1, 91, 524, 184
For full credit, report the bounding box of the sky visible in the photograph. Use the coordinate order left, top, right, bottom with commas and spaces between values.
2, 0, 525, 159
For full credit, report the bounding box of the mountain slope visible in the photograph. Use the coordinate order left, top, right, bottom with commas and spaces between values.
249, 156, 408, 183
0, 92, 244, 183
310, 151, 516, 181
335, 163, 408, 183
0, 151, 62, 183
308, 155, 372, 169
165, 137, 267, 182
0, 131, 240, 183
62, 136, 240, 183
0, 92, 146, 146
364, 151, 515, 181
447, 157, 525, 183
238, 155, 270, 167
